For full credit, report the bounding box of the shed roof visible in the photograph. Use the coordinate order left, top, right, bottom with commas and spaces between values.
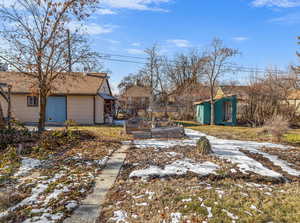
0, 72, 107, 95
194, 95, 237, 105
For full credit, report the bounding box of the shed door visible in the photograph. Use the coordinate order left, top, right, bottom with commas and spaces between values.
223, 101, 232, 122
46, 96, 67, 123
197, 105, 204, 124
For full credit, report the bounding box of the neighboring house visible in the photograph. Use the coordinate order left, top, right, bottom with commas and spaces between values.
0, 72, 116, 125
215, 86, 248, 101
287, 89, 300, 114
194, 95, 237, 126
118, 85, 151, 115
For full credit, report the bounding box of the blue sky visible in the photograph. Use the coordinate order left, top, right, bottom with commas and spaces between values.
80, 0, 300, 91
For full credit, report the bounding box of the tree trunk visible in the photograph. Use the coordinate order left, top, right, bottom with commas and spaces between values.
38, 92, 47, 132
210, 98, 215, 125
0, 102, 6, 129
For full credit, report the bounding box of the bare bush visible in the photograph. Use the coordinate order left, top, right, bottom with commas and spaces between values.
262, 115, 289, 142
240, 71, 299, 126
196, 136, 213, 155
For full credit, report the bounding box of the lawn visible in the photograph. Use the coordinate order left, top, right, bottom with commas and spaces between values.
100, 128, 300, 223
0, 125, 130, 223
176, 120, 300, 146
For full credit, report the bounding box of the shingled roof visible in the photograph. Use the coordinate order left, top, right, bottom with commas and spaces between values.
0, 72, 107, 95
218, 85, 249, 100
288, 89, 300, 100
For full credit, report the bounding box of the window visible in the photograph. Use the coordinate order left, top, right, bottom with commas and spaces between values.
27, 96, 38, 107
223, 101, 232, 122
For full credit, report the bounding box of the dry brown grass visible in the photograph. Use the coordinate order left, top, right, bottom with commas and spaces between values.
176, 120, 300, 146
262, 115, 289, 142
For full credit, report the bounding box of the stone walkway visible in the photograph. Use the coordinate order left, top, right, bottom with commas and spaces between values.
64, 145, 129, 223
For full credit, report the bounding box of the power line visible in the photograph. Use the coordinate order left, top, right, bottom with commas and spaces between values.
99, 52, 289, 74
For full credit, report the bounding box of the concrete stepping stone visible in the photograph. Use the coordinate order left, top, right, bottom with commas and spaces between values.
64, 145, 128, 223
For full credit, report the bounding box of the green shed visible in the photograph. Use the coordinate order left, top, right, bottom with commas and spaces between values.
194, 95, 237, 126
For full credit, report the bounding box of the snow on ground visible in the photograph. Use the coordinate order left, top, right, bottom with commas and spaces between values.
95, 156, 109, 166
109, 210, 128, 223
222, 209, 239, 220
0, 172, 65, 221
252, 151, 300, 176
170, 212, 182, 223
130, 129, 300, 178
201, 203, 213, 218
14, 157, 41, 177
129, 158, 219, 179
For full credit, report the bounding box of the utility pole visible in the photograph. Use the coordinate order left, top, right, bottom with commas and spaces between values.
67, 29, 72, 73
7, 85, 11, 129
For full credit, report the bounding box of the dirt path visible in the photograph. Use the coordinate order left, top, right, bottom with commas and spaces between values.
63, 145, 129, 223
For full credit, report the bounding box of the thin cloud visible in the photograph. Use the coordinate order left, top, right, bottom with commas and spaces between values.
126, 48, 145, 55
101, 0, 171, 12
68, 22, 115, 35
269, 12, 300, 24
233, 37, 249, 42
252, 0, 300, 8
131, 42, 141, 47
167, 39, 191, 48
104, 39, 121, 44
97, 8, 117, 15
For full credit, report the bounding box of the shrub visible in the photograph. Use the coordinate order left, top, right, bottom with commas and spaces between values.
0, 128, 34, 151
262, 115, 289, 142
0, 146, 21, 169
196, 136, 213, 155
65, 119, 77, 131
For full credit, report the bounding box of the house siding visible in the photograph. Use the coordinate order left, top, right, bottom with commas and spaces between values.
0, 94, 39, 122
288, 99, 300, 114
95, 96, 104, 124
67, 96, 94, 124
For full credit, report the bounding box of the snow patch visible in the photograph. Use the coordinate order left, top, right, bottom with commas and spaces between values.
65, 201, 78, 211
254, 151, 300, 176
0, 172, 64, 219
95, 156, 109, 166
135, 202, 148, 206
14, 157, 41, 177
145, 190, 155, 200
201, 203, 213, 218
170, 212, 182, 223
132, 129, 292, 178
109, 210, 128, 223
222, 209, 239, 220
129, 159, 219, 179
23, 212, 64, 223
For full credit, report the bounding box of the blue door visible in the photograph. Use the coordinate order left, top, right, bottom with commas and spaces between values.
46, 96, 67, 123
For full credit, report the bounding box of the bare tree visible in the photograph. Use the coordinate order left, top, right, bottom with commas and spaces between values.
241, 69, 299, 126
0, 0, 99, 131
165, 50, 204, 119
139, 45, 165, 123
166, 50, 203, 89
202, 38, 239, 125
118, 73, 148, 94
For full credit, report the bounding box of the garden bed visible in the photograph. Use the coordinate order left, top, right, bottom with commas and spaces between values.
0, 126, 127, 223
100, 128, 300, 223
